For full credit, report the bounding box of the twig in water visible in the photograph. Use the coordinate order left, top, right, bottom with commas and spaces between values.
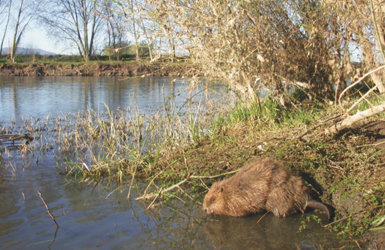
38, 191, 59, 228
146, 187, 163, 210
127, 164, 138, 200
136, 178, 189, 201
323, 214, 355, 228
143, 172, 162, 196
105, 185, 126, 200
256, 211, 270, 225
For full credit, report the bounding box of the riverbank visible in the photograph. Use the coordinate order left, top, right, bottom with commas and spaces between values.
144, 101, 385, 248
0, 61, 201, 77
46, 94, 384, 248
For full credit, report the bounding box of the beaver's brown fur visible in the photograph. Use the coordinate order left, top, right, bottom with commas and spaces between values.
203, 159, 330, 219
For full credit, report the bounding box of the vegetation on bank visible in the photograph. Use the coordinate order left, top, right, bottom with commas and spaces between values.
0, 54, 186, 65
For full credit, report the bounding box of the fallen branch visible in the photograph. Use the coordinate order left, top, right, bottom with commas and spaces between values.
136, 178, 188, 201
146, 187, 163, 209
345, 86, 378, 115
0, 134, 34, 143
296, 114, 342, 140
325, 102, 385, 135
38, 191, 59, 228
135, 170, 239, 202
127, 164, 138, 200
190, 169, 239, 180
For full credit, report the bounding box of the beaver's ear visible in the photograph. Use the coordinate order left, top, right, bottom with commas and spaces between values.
220, 186, 224, 192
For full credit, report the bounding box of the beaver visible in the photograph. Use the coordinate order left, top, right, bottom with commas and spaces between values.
203, 159, 330, 220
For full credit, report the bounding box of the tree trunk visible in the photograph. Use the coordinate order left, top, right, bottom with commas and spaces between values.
0, 0, 12, 56
130, 0, 140, 61
83, 17, 89, 62
369, 0, 385, 93
10, 0, 25, 63
139, 14, 153, 60
88, 0, 98, 59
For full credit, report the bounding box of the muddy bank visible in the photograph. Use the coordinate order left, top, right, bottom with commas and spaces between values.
148, 102, 385, 247
0, 62, 201, 77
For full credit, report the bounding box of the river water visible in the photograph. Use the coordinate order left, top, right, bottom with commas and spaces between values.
0, 76, 340, 249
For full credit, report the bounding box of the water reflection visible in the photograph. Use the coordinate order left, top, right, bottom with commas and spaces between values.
202, 214, 336, 249
0, 76, 221, 122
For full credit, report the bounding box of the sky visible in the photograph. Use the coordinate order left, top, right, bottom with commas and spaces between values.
22, 26, 72, 55
0, 24, 72, 55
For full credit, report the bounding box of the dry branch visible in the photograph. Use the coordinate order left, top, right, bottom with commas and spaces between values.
330, 63, 385, 135
338, 65, 385, 107
135, 170, 239, 202
325, 103, 385, 134
190, 169, 239, 180
0, 134, 34, 143
38, 191, 59, 228
135, 178, 188, 201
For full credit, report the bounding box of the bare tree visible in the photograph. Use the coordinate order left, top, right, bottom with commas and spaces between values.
145, 0, 349, 101
136, 3, 155, 61
325, 0, 385, 93
40, 0, 103, 62
0, 0, 39, 62
115, 0, 141, 61
112, 0, 176, 61
9, 0, 27, 62
101, 1, 127, 60
321, 0, 385, 134
128, 0, 139, 61
144, 1, 177, 62
0, 0, 12, 55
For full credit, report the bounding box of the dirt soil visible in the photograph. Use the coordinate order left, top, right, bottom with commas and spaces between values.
0, 62, 201, 77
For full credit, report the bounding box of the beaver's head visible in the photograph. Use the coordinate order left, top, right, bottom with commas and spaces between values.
203, 181, 228, 216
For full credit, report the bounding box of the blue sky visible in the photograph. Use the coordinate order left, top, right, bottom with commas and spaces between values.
22, 26, 71, 54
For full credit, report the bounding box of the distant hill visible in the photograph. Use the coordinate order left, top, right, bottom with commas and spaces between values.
1, 47, 56, 55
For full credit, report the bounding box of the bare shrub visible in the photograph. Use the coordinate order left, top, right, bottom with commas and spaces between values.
145, 0, 354, 102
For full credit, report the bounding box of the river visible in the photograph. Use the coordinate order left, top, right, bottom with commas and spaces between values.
0, 76, 340, 249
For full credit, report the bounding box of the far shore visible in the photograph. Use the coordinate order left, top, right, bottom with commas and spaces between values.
0, 60, 201, 77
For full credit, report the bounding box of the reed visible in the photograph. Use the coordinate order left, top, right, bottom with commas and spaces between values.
0, 83, 230, 183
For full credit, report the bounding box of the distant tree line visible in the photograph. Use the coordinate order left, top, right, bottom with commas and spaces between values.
0, 0, 179, 63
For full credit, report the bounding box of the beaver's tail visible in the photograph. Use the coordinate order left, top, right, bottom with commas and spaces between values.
306, 200, 330, 221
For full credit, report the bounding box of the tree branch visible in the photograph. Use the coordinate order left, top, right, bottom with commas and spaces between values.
325, 102, 385, 135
